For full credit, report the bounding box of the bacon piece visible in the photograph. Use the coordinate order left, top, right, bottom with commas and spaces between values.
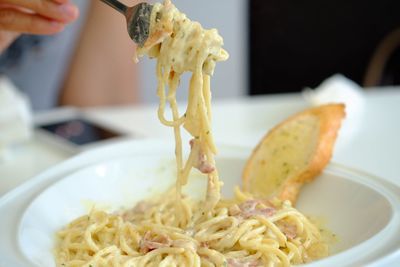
237, 200, 276, 219
228, 204, 241, 216
197, 153, 215, 174
239, 200, 259, 212
140, 232, 172, 253
277, 221, 297, 240
227, 258, 261, 267
189, 139, 215, 174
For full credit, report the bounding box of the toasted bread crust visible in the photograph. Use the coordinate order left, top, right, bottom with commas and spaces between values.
243, 104, 346, 204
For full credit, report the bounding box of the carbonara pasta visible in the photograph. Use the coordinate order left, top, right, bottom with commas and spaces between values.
55, 1, 330, 266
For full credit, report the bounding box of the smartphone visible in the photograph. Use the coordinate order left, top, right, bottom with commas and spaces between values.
35, 109, 128, 154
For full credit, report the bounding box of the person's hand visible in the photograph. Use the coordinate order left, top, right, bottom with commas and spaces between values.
0, 0, 79, 53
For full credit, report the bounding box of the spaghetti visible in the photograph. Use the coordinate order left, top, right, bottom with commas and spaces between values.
55, 1, 330, 266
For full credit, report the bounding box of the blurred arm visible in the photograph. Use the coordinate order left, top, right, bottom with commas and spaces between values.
59, 0, 139, 107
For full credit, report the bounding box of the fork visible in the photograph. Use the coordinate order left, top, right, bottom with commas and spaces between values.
99, 0, 153, 46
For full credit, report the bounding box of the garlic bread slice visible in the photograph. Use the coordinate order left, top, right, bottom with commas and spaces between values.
242, 104, 345, 204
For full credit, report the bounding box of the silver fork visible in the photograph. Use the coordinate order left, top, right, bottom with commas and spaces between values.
99, 0, 153, 46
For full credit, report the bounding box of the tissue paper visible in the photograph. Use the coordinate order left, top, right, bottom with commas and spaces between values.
0, 76, 33, 160
303, 74, 366, 147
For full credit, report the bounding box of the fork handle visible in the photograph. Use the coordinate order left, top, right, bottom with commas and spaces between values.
99, 0, 127, 14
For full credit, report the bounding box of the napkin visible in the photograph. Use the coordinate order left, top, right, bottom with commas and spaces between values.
0, 76, 33, 161
302, 74, 366, 148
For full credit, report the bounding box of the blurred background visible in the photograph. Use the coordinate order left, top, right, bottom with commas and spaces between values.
249, 0, 400, 95
1, 0, 400, 110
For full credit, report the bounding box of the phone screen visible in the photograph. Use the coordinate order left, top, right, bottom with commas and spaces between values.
39, 119, 123, 146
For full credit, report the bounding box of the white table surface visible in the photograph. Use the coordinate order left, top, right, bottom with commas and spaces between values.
1, 88, 400, 197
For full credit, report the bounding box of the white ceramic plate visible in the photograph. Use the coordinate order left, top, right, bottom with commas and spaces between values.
16, 144, 400, 267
